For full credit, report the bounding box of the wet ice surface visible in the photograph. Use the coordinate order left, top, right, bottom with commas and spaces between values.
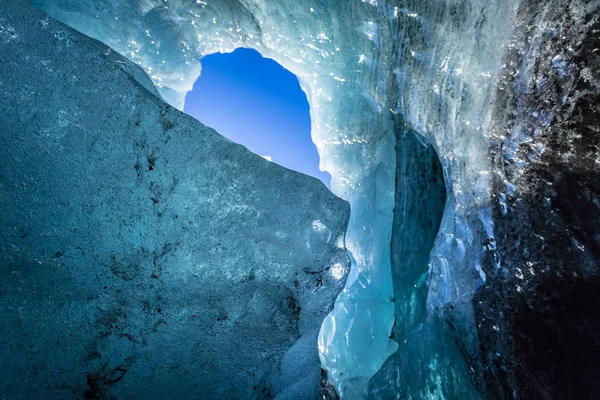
0, 2, 350, 399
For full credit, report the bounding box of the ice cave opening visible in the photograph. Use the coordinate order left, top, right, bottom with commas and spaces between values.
184, 48, 331, 187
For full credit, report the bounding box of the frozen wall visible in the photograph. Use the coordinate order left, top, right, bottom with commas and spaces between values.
0, 1, 350, 398
472, 0, 600, 397
21, 0, 600, 398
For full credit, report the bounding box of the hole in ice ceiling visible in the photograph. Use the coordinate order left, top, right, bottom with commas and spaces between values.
184, 48, 331, 187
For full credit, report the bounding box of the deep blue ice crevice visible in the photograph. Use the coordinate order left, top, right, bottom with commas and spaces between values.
368, 128, 480, 399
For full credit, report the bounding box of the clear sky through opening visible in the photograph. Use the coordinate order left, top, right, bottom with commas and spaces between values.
184, 48, 331, 187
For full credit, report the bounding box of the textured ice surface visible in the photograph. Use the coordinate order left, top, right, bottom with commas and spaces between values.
14, 0, 600, 398
0, 2, 350, 399
473, 1, 600, 397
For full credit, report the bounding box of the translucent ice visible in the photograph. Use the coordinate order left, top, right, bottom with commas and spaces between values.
29, 0, 403, 395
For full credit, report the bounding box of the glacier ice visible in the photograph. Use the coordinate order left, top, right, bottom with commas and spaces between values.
5, 0, 600, 398
0, 1, 350, 399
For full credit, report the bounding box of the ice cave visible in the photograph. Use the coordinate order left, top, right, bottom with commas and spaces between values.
1, 0, 599, 399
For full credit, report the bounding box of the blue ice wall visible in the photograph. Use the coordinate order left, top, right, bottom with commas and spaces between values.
0, 2, 350, 398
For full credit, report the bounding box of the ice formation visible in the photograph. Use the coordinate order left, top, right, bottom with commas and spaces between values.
29, 1, 404, 395
0, 2, 350, 398
3, 0, 599, 398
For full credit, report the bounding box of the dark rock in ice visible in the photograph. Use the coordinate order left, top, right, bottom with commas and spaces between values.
476, 0, 600, 398
0, 2, 349, 399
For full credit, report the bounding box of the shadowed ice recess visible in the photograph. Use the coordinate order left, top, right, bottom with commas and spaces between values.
11, 0, 600, 398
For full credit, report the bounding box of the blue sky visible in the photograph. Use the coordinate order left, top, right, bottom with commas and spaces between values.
184, 48, 331, 187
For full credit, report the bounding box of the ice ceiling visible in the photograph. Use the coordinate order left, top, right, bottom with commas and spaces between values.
28, 0, 600, 398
